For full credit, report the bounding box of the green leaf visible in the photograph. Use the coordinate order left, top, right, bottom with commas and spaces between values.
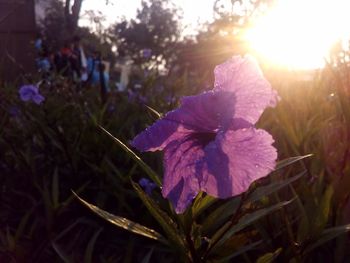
53, 218, 90, 242
73, 192, 166, 243
210, 199, 295, 251
248, 171, 306, 203
275, 155, 313, 170
84, 228, 103, 263
191, 192, 217, 218
314, 185, 333, 231
99, 126, 161, 186
145, 105, 162, 118
132, 182, 186, 250
14, 207, 34, 243
304, 224, 350, 254
214, 240, 263, 261
6, 228, 15, 251
62, 181, 91, 208
256, 248, 282, 263
141, 248, 154, 263
52, 167, 60, 209
201, 198, 241, 235
51, 241, 73, 263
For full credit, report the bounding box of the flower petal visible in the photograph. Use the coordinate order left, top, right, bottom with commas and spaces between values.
20, 92, 32, 102
19, 88, 33, 102
32, 94, 45, 105
19, 85, 39, 102
162, 135, 210, 213
202, 128, 277, 198
214, 55, 278, 124
131, 91, 228, 152
131, 117, 188, 152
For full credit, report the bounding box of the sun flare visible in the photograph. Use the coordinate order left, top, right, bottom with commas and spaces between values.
244, 0, 350, 69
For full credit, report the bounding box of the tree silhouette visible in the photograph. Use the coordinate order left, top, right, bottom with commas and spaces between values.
110, 0, 182, 71
64, 0, 83, 33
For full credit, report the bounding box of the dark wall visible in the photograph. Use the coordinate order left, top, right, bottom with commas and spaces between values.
0, 0, 36, 82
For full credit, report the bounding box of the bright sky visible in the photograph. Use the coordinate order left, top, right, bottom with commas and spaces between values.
244, 0, 350, 69
80, 0, 216, 34
80, 0, 350, 70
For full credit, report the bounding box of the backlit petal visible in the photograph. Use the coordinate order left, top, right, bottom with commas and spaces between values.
162, 135, 210, 213
33, 94, 45, 105
214, 55, 278, 124
131, 91, 228, 152
202, 128, 277, 198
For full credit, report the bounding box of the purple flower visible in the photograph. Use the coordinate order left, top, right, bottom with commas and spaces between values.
127, 89, 148, 104
139, 178, 157, 195
8, 106, 20, 117
35, 38, 42, 51
19, 85, 45, 105
131, 55, 279, 213
142, 49, 152, 59
36, 58, 51, 72
107, 104, 116, 113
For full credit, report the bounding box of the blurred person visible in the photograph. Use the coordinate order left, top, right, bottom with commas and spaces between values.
34, 33, 43, 53
98, 62, 110, 104
71, 36, 88, 82
87, 50, 101, 84
36, 47, 52, 80
57, 41, 73, 77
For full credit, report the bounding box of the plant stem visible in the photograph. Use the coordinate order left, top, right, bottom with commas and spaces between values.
202, 193, 247, 261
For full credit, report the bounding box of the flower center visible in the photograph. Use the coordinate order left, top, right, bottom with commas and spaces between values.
197, 132, 216, 147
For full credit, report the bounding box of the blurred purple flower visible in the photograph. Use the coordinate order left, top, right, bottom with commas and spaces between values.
127, 89, 138, 103
8, 106, 20, 117
142, 48, 152, 59
107, 104, 116, 113
127, 89, 147, 104
132, 55, 279, 213
19, 85, 45, 105
138, 95, 147, 104
155, 85, 164, 93
36, 58, 51, 72
139, 178, 157, 195
34, 38, 42, 51
165, 95, 176, 105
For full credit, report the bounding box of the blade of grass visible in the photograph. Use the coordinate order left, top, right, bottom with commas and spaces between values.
73, 192, 167, 244
275, 155, 313, 171
84, 228, 103, 263
132, 181, 186, 250
99, 126, 161, 186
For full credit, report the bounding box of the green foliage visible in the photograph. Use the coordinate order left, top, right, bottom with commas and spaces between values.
0, 82, 171, 262
256, 247, 282, 263
111, 0, 181, 69
38, 0, 115, 64
3, 3, 350, 259
3, 60, 350, 261
74, 193, 166, 243
72, 54, 350, 262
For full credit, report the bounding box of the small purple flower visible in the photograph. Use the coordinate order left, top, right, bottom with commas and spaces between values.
142, 49, 152, 59
127, 89, 147, 104
8, 106, 20, 117
19, 85, 45, 105
36, 58, 51, 72
107, 104, 116, 113
139, 178, 157, 195
127, 89, 137, 102
165, 95, 176, 105
155, 85, 165, 93
35, 38, 42, 51
138, 95, 147, 105
132, 55, 279, 213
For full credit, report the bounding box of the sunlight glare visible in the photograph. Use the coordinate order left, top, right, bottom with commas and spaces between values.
245, 0, 350, 69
